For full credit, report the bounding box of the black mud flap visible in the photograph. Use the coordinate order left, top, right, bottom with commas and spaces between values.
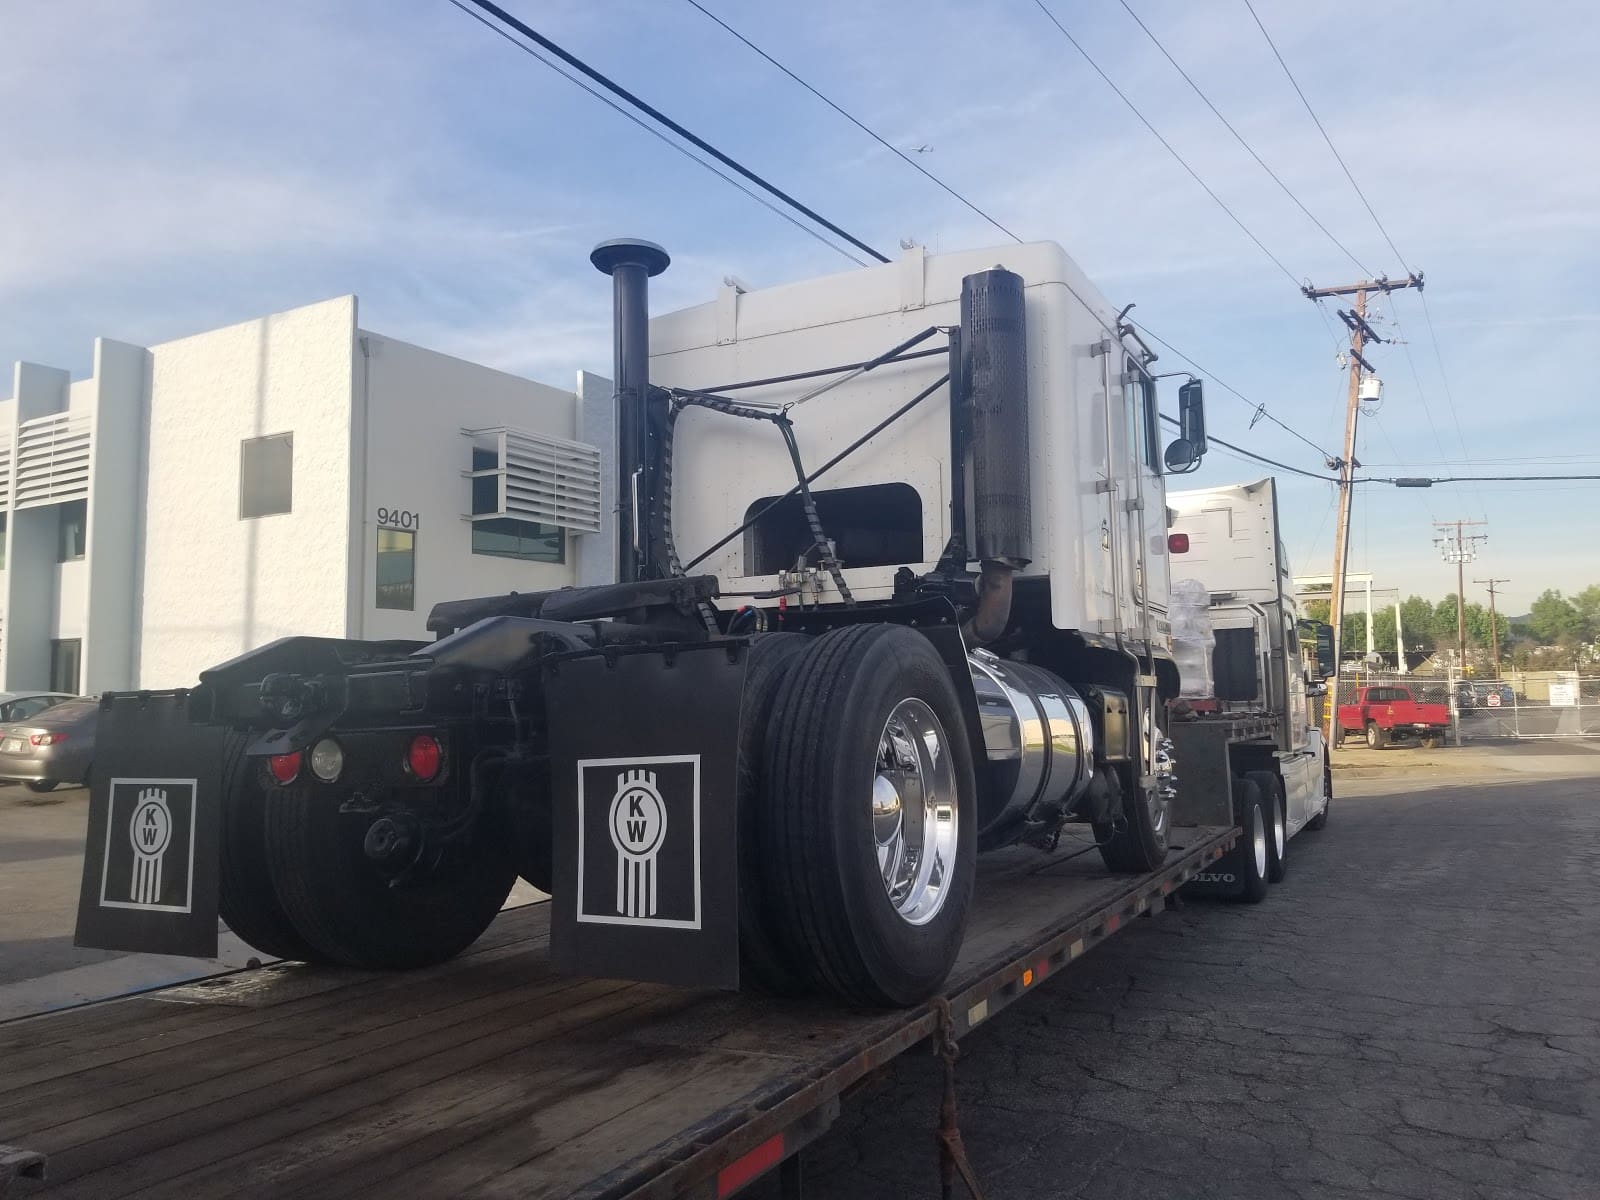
74, 693, 223, 959
544, 642, 746, 991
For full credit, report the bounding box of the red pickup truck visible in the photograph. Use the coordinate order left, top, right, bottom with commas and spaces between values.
1338, 685, 1451, 749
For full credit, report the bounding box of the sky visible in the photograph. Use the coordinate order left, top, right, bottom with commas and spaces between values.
4, 0, 1598, 615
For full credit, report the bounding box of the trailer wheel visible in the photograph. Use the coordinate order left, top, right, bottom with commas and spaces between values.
1306, 759, 1332, 831
761, 623, 977, 1007
1365, 721, 1387, 750
1244, 769, 1287, 883
1230, 777, 1270, 904
217, 731, 326, 963
264, 781, 517, 970
736, 633, 812, 994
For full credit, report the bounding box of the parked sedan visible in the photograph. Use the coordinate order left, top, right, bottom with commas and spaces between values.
0, 698, 97, 792
0, 691, 74, 723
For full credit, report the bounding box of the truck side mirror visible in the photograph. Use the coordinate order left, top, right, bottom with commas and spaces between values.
1178, 379, 1206, 456
1163, 437, 1198, 472
1314, 622, 1335, 679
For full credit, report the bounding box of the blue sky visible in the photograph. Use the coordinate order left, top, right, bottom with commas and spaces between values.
6, 0, 1597, 614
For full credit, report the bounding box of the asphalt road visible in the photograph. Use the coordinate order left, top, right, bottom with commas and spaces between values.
756, 769, 1600, 1200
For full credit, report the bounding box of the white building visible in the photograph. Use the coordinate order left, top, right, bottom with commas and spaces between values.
0, 297, 611, 694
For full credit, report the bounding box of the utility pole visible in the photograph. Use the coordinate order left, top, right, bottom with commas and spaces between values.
1433, 519, 1488, 670
1475, 577, 1510, 678
1304, 273, 1422, 743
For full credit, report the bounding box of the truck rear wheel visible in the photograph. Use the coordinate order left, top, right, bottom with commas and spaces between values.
264, 784, 517, 970
760, 623, 977, 1007
217, 732, 325, 963
1244, 769, 1287, 883
1365, 721, 1387, 750
1229, 777, 1270, 904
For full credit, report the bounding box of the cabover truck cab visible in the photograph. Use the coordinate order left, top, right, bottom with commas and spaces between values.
1167, 479, 1334, 887
76, 239, 1220, 1007
1338, 685, 1451, 749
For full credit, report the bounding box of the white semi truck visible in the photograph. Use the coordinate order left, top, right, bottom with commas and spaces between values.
29, 240, 1347, 1198
1168, 477, 1336, 882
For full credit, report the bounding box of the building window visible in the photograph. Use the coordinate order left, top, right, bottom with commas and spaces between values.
240, 433, 293, 518
470, 446, 564, 563
471, 517, 564, 563
375, 528, 416, 610
50, 638, 82, 695
57, 499, 87, 562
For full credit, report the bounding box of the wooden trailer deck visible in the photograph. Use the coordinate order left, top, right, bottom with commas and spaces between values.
0, 825, 1233, 1200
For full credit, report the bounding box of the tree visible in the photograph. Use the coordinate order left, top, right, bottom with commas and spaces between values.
1572, 585, 1600, 643
1302, 599, 1330, 625
1400, 596, 1437, 651
1529, 589, 1583, 646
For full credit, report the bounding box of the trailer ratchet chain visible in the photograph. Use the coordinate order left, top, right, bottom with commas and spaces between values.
932, 999, 987, 1200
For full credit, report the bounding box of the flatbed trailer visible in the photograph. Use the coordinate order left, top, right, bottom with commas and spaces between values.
3, 824, 1233, 1200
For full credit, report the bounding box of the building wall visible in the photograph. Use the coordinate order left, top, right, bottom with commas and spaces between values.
137, 298, 358, 688
355, 334, 591, 643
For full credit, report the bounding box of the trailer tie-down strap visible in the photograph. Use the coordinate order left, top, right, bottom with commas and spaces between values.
933, 999, 988, 1200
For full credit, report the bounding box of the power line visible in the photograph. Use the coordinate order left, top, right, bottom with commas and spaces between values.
1417, 288, 1485, 514
1031, 0, 1303, 289
1361, 473, 1600, 485
1242, 0, 1411, 271
448, 0, 889, 264
681, 0, 1024, 244
1160, 413, 1334, 480
1117, 0, 1371, 277
445, 0, 869, 267
1134, 319, 1336, 459
674, 0, 1339, 469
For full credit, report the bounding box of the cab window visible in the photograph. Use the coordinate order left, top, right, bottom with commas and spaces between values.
1124, 359, 1162, 474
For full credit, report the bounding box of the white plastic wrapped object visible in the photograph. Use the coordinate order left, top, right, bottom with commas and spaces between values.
1170, 578, 1215, 699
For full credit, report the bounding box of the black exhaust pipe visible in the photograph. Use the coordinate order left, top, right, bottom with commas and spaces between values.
591, 238, 670, 583
958, 267, 1030, 644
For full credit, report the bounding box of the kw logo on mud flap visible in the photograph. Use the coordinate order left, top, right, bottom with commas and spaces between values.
576, 755, 700, 930
99, 778, 198, 913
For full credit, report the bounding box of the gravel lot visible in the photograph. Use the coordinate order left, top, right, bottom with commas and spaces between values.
759, 764, 1600, 1199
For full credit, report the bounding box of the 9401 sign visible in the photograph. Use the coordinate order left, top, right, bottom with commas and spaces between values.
376, 507, 420, 530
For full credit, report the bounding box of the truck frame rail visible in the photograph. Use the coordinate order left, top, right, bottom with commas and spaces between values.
2, 826, 1233, 1200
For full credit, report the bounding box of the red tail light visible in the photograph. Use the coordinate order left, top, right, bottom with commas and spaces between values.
406, 734, 442, 782
268, 752, 302, 785
29, 732, 67, 746
1168, 533, 1190, 554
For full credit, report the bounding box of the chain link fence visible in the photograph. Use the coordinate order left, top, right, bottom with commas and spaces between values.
1330, 667, 1600, 742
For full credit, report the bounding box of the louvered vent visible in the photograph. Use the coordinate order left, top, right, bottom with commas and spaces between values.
464, 427, 602, 535
0, 436, 11, 508
14, 412, 92, 510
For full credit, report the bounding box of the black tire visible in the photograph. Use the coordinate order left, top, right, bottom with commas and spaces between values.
24, 780, 58, 794
1365, 721, 1387, 750
736, 634, 813, 995
761, 623, 977, 1007
217, 731, 326, 963
1420, 732, 1442, 750
1095, 711, 1171, 874
1229, 777, 1270, 904
1307, 759, 1332, 831
1245, 769, 1287, 884
264, 777, 517, 970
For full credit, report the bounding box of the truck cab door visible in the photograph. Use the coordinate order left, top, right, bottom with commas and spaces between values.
1120, 357, 1167, 634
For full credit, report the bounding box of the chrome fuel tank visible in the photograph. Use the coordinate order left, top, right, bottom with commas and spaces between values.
968, 650, 1095, 840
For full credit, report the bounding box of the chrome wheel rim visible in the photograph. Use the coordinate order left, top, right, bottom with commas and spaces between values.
1273, 794, 1286, 858
873, 698, 958, 926
1251, 804, 1268, 879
